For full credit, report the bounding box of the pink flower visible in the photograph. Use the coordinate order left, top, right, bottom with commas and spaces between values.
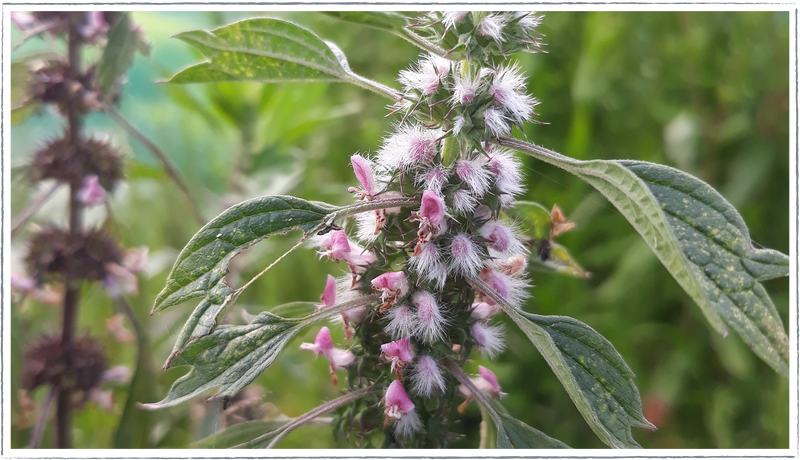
455, 159, 491, 197
384, 304, 419, 339
478, 268, 529, 308
470, 301, 502, 321
410, 355, 446, 397
451, 71, 479, 105
416, 165, 448, 195
314, 230, 376, 273
300, 327, 355, 386
10, 12, 36, 30
448, 233, 484, 278
490, 64, 537, 124
381, 337, 414, 376
77, 175, 107, 207
10, 273, 36, 292
372, 271, 410, 312
398, 55, 451, 96
478, 13, 508, 43
80, 11, 109, 38
471, 322, 506, 358
413, 291, 446, 343
458, 365, 507, 404
478, 221, 525, 255
487, 148, 525, 199
350, 154, 377, 198
122, 247, 148, 273
104, 263, 138, 298
442, 11, 469, 31
384, 380, 421, 438
452, 189, 478, 216
420, 190, 445, 227
320, 274, 336, 309
378, 125, 442, 171
483, 108, 511, 137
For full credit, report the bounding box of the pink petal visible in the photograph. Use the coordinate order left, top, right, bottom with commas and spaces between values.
420, 190, 445, 227
330, 230, 352, 259
385, 380, 415, 413
478, 365, 501, 393
381, 337, 413, 362
321, 275, 336, 308
314, 326, 335, 352
371, 271, 408, 293
351, 154, 376, 197
327, 348, 355, 368
77, 175, 107, 207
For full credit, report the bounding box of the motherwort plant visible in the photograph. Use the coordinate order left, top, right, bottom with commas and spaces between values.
145, 12, 789, 449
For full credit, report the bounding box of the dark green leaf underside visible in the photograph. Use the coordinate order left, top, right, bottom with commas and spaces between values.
321, 11, 409, 32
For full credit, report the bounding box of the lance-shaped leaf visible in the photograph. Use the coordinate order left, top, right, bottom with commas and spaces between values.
96, 13, 150, 101
498, 137, 789, 377
152, 195, 335, 365
493, 401, 572, 449
164, 18, 400, 100
142, 297, 377, 409
506, 310, 654, 448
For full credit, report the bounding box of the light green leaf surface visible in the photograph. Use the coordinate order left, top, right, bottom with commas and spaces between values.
499, 137, 789, 377
142, 297, 376, 409
165, 18, 400, 100
507, 310, 653, 448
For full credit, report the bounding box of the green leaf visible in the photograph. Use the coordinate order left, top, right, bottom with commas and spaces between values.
493, 401, 572, 449
506, 310, 653, 448
499, 138, 789, 377
153, 195, 335, 364
164, 18, 400, 100
190, 420, 289, 448
96, 13, 149, 100
321, 11, 409, 32
142, 297, 375, 410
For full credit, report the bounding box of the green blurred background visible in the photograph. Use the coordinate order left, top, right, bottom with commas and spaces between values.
9, 11, 790, 449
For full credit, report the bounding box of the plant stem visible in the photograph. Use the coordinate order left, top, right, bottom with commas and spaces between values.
27, 387, 56, 449
10, 183, 61, 239
56, 12, 85, 449
106, 106, 205, 226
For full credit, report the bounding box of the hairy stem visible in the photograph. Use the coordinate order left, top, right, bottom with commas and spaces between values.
107, 106, 205, 226
396, 28, 449, 58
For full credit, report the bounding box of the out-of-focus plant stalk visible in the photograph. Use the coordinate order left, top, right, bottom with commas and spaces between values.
56, 12, 85, 449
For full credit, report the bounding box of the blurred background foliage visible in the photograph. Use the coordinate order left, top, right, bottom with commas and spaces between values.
10, 11, 789, 449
